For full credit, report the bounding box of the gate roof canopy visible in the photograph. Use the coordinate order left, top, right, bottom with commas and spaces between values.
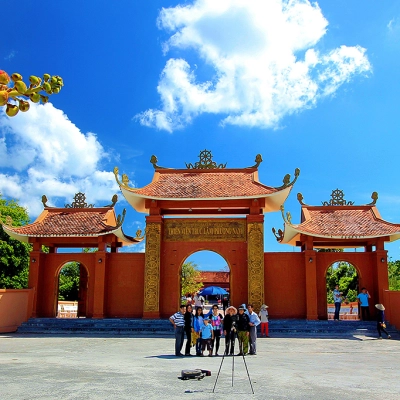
117, 168, 296, 214
277, 205, 400, 248
2, 206, 141, 247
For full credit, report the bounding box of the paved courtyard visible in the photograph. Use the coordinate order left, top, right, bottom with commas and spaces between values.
0, 333, 399, 400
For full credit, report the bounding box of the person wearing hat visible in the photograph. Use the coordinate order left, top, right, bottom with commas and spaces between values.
375, 304, 391, 340
223, 306, 238, 355
236, 305, 250, 355
259, 304, 269, 337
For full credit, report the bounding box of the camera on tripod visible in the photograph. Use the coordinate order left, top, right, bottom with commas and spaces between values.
230, 314, 238, 332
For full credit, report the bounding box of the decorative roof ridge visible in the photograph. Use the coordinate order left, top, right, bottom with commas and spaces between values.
41, 193, 118, 209
149, 150, 263, 171
153, 167, 259, 173
297, 190, 379, 207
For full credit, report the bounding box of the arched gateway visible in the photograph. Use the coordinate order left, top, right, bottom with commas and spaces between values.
3, 152, 400, 320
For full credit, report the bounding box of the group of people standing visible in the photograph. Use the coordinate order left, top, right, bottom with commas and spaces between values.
333, 285, 391, 339
169, 303, 269, 357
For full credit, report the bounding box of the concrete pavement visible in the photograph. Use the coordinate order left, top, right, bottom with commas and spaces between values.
0, 333, 399, 399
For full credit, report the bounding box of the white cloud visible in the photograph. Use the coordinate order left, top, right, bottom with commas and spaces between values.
0, 103, 120, 217
137, 0, 371, 132
387, 17, 400, 33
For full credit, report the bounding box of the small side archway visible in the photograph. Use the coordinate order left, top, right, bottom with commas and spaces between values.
55, 261, 89, 318
325, 260, 360, 321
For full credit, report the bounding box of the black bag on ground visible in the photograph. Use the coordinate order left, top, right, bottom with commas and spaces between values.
181, 369, 205, 380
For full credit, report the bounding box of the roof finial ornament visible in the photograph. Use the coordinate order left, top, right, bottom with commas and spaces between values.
247, 154, 263, 169
297, 193, 307, 206
322, 189, 354, 206
186, 149, 227, 169
116, 209, 127, 227
113, 167, 132, 188
135, 229, 145, 241
275, 168, 300, 190
280, 204, 292, 224
367, 191, 378, 206
65, 193, 94, 208
272, 227, 284, 242
5, 215, 13, 226
104, 194, 118, 207
150, 155, 167, 170
42, 194, 49, 208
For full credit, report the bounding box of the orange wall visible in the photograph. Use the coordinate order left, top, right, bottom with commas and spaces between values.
105, 253, 145, 317
265, 253, 306, 318
0, 289, 34, 332
383, 290, 400, 329
26, 245, 391, 321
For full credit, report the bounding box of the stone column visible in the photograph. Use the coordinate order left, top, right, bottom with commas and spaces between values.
246, 215, 264, 311
143, 216, 162, 318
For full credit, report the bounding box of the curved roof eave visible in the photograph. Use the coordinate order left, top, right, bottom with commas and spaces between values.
1, 223, 142, 245
120, 185, 292, 214
279, 223, 400, 245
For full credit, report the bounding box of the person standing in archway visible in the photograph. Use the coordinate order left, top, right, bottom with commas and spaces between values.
357, 287, 371, 320
333, 285, 343, 321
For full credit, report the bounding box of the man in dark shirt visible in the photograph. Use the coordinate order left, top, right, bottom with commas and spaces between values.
236, 305, 250, 355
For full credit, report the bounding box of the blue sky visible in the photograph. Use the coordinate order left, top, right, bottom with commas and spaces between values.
1, 1, 400, 270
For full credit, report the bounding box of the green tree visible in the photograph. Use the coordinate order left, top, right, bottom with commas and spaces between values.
58, 262, 80, 301
0, 194, 31, 288
326, 261, 358, 303
388, 259, 400, 291
181, 261, 203, 297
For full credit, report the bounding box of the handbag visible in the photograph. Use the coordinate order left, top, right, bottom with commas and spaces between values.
381, 322, 386, 329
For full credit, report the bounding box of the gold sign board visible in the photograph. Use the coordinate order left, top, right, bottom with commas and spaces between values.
164, 219, 246, 242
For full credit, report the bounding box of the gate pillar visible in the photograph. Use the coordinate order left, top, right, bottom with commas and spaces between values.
143, 216, 162, 318
305, 250, 318, 320
247, 215, 264, 311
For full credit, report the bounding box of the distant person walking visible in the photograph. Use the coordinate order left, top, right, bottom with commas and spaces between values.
169, 304, 186, 357
333, 285, 343, 321
258, 304, 269, 337
193, 292, 205, 308
357, 287, 371, 320
375, 303, 391, 340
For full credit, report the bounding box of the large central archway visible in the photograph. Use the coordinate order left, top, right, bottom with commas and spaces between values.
180, 250, 230, 312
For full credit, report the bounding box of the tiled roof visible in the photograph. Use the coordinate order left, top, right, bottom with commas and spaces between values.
5, 208, 118, 237
293, 206, 400, 238
132, 169, 277, 199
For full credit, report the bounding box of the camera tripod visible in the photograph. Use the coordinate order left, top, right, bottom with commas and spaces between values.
212, 336, 254, 394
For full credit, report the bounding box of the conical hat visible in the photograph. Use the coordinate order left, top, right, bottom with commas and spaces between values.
375, 303, 385, 311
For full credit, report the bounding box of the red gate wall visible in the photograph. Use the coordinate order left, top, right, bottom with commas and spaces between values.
30, 249, 388, 320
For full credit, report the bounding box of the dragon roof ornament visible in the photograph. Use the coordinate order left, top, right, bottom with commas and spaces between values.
274, 168, 300, 190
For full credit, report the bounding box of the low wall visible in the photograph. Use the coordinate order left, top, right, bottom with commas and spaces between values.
382, 290, 400, 329
0, 289, 34, 333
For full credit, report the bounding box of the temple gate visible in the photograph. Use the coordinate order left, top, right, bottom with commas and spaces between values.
3, 151, 400, 322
